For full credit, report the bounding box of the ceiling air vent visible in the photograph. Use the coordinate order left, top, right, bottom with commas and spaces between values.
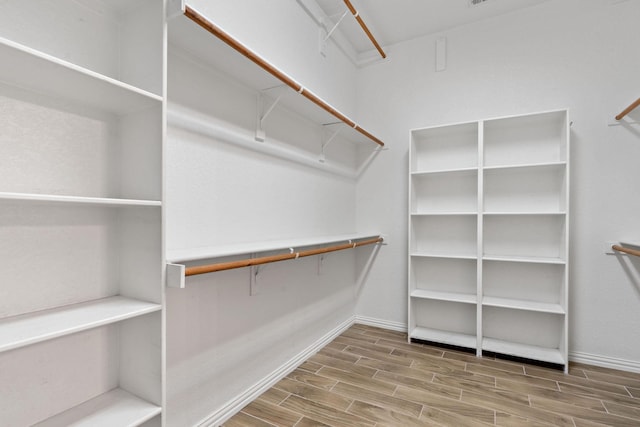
469, 0, 490, 6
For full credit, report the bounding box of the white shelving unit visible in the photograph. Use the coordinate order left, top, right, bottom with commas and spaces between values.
0, 0, 165, 425
408, 110, 569, 371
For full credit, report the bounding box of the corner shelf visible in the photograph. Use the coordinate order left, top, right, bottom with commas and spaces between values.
33, 388, 161, 427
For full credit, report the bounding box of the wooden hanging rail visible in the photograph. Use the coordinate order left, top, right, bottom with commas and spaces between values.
185, 236, 382, 276
184, 6, 384, 147
612, 244, 640, 258
616, 97, 640, 121
342, 0, 387, 59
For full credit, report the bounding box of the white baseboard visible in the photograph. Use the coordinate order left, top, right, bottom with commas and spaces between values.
354, 315, 407, 332
570, 351, 640, 374
198, 315, 356, 427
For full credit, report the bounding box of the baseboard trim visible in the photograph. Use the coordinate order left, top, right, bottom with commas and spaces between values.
198, 315, 356, 427
354, 315, 407, 332
570, 351, 640, 373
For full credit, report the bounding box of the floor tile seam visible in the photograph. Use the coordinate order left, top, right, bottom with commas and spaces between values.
561, 374, 640, 393
592, 372, 640, 384
528, 394, 640, 425
460, 389, 575, 425
525, 370, 624, 391
463, 361, 531, 378
466, 366, 561, 390
238, 410, 279, 427
557, 379, 634, 399
271, 389, 294, 406
492, 376, 604, 407
315, 367, 399, 398
281, 393, 373, 427
422, 396, 498, 426
623, 385, 634, 398
600, 399, 640, 420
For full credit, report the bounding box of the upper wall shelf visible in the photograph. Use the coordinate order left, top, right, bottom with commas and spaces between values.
167, 3, 385, 148
0, 37, 161, 114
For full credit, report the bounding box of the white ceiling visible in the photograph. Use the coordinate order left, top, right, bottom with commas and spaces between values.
313, 0, 550, 55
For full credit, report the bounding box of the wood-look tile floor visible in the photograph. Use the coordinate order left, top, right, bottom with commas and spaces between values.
223, 324, 640, 426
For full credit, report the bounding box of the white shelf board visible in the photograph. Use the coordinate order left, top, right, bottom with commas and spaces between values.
0, 37, 161, 114
482, 337, 565, 366
0, 192, 161, 208
410, 326, 476, 349
0, 296, 161, 353
411, 252, 477, 261
411, 166, 478, 176
483, 211, 566, 216
33, 388, 161, 427
168, 13, 377, 146
482, 296, 565, 314
411, 212, 477, 216
411, 289, 477, 304
482, 255, 565, 265
483, 161, 566, 171
167, 232, 382, 263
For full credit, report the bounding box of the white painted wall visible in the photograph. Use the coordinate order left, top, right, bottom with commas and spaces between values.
355, 0, 640, 369
164, 1, 366, 425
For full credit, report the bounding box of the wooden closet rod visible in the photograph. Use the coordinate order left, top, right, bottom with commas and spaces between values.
184, 6, 384, 147
616, 97, 640, 120
342, 0, 386, 59
185, 236, 383, 276
612, 244, 640, 258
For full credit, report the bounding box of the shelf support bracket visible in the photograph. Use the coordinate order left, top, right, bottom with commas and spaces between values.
319, 9, 349, 56
324, 9, 350, 42
250, 254, 260, 295
317, 253, 327, 275
256, 91, 285, 142
320, 123, 343, 163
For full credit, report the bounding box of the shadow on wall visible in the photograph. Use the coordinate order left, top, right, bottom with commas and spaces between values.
615, 254, 640, 298
355, 243, 383, 298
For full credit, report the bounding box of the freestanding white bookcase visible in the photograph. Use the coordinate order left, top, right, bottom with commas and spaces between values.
0, 1, 165, 425
408, 110, 570, 371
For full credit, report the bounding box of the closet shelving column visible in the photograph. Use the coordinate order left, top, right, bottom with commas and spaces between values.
409, 110, 569, 370
481, 110, 569, 370
0, 0, 165, 425
408, 121, 480, 354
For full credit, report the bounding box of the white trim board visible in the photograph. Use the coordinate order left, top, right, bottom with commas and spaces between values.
569, 351, 640, 374
197, 316, 356, 427
354, 315, 408, 333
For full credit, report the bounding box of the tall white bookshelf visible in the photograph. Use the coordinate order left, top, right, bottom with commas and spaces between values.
0, 1, 165, 425
408, 110, 569, 371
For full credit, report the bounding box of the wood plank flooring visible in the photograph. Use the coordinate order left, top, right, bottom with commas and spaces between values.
223, 324, 640, 426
